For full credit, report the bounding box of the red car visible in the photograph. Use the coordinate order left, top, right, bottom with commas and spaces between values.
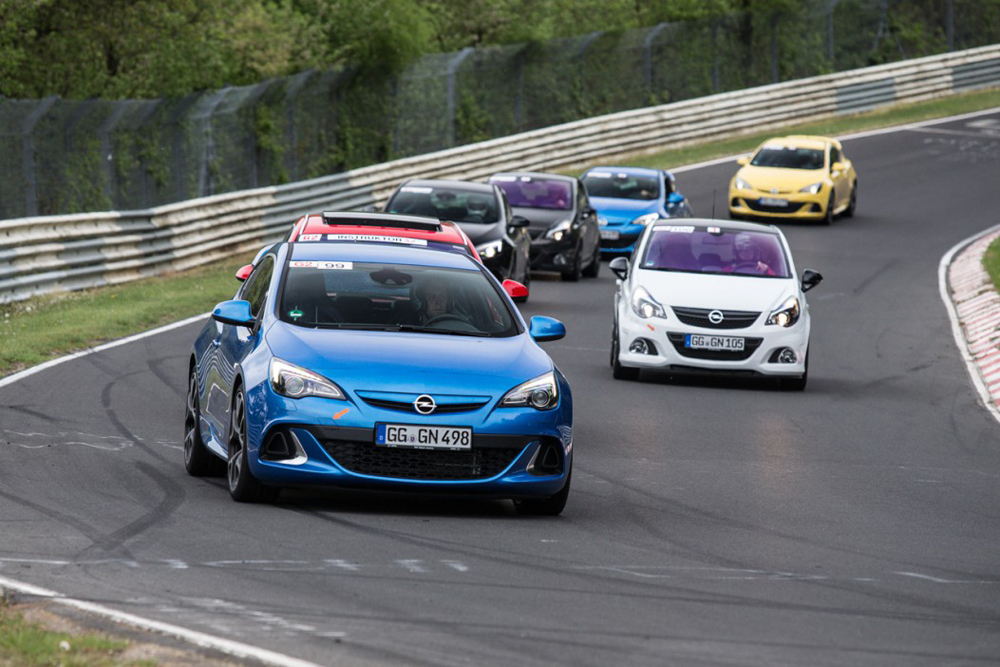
236, 212, 529, 300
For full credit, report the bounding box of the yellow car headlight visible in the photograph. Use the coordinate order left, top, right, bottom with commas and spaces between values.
799, 182, 824, 194
735, 177, 753, 191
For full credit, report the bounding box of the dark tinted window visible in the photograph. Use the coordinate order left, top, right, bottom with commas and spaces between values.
640, 226, 790, 278
244, 255, 274, 317
751, 146, 824, 170
581, 171, 659, 200
491, 176, 573, 211
386, 185, 499, 224
279, 261, 518, 337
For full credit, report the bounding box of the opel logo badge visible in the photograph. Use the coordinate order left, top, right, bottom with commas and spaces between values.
770, 188, 778, 194
413, 394, 436, 415
708, 310, 724, 324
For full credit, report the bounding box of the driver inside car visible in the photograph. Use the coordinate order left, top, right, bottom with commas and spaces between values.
726, 232, 774, 276
413, 274, 465, 326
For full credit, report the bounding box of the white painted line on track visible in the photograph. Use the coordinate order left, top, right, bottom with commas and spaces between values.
0, 575, 323, 667
0, 312, 209, 389
938, 221, 1000, 426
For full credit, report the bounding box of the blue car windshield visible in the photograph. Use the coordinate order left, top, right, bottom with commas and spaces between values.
640, 226, 790, 278
279, 261, 519, 337
386, 185, 499, 224
751, 147, 824, 170
582, 171, 659, 200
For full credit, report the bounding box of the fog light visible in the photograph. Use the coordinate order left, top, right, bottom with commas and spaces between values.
529, 389, 552, 409
778, 348, 797, 364
629, 338, 648, 354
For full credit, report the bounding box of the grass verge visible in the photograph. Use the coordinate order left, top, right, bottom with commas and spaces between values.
1, 87, 998, 379
983, 234, 1000, 294
0, 598, 143, 666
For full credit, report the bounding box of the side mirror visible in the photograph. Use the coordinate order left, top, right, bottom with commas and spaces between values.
502, 279, 529, 303
529, 316, 565, 342
609, 256, 629, 281
235, 263, 254, 282
736, 155, 750, 166
360, 203, 381, 213
667, 192, 684, 204
510, 215, 530, 228
583, 206, 597, 218
802, 269, 823, 292
212, 300, 256, 328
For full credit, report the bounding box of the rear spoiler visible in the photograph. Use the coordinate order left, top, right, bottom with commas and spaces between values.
321, 211, 442, 232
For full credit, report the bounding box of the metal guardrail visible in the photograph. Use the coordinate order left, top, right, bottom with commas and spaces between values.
2, 44, 999, 303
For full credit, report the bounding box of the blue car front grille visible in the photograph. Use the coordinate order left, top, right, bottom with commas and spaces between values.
322, 440, 522, 480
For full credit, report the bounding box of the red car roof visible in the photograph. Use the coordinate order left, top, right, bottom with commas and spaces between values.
289, 212, 480, 260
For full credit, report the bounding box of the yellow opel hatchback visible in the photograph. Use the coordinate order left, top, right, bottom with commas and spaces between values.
729, 136, 857, 225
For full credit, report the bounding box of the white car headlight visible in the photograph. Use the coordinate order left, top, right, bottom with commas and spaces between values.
765, 296, 801, 328
500, 371, 558, 410
630, 286, 667, 319
545, 219, 573, 242
735, 177, 753, 191
800, 182, 824, 194
476, 240, 504, 259
270, 358, 345, 399
631, 213, 660, 227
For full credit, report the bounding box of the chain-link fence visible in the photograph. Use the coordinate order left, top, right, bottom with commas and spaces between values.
1, 0, 997, 221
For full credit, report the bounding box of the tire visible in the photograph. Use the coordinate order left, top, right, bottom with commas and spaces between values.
611, 322, 640, 381
561, 243, 583, 282
582, 240, 601, 278
779, 352, 808, 391
227, 386, 279, 503
515, 468, 571, 516
821, 192, 835, 226
183, 366, 225, 477
845, 182, 857, 218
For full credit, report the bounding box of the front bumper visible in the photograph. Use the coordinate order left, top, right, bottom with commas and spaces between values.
244, 388, 572, 498
529, 235, 581, 271
599, 223, 644, 254
616, 306, 809, 377
728, 188, 829, 221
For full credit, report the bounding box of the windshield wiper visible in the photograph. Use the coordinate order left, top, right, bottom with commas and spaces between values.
392, 324, 491, 337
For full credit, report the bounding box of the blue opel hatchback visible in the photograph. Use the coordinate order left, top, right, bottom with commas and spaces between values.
581, 166, 693, 255
184, 240, 573, 514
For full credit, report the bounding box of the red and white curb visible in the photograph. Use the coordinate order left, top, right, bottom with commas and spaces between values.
940, 222, 1000, 424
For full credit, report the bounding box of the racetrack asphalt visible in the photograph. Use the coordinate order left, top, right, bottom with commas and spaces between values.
2, 110, 1000, 667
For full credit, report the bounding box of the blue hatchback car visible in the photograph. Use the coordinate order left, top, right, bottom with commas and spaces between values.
184, 240, 573, 514
581, 166, 693, 255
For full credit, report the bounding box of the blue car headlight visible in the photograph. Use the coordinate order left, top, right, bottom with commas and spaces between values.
500, 371, 558, 410
270, 358, 345, 399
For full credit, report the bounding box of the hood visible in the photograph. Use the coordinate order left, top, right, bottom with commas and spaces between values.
452, 220, 503, 246
635, 269, 798, 313
511, 206, 572, 231
736, 165, 828, 192
589, 197, 659, 223
265, 323, 552, 398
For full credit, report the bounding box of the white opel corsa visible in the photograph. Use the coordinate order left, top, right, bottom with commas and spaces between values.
609, 218, 822, 390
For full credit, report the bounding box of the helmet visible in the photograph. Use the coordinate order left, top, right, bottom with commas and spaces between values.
734, 233, 760, 261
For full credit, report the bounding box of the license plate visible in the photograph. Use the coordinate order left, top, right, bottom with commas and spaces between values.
759, 197, 789, 207
684, 334, 745, 351
600, 229, 620, 240
375, 423, 472, 450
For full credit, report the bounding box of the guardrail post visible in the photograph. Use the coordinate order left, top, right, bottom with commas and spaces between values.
446, 47, 474, 147
21, 96, 58, 217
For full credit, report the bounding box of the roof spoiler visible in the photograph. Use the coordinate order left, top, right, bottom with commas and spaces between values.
321, 211, 442, 232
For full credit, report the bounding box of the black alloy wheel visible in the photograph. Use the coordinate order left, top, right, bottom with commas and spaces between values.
514, 468, 571, 516
821, 192, 835, 226
561, 241, 583, 282
845, 182, 857, 217
611, 322, 640, 381
184, 366, 224, 476
582, 238, 601, 278
228, 387, 279, 503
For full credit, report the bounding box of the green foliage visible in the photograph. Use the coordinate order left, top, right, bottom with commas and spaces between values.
0, 603, 128, 666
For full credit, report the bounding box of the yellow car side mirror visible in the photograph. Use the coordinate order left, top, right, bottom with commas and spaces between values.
736, 155, 750, 166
